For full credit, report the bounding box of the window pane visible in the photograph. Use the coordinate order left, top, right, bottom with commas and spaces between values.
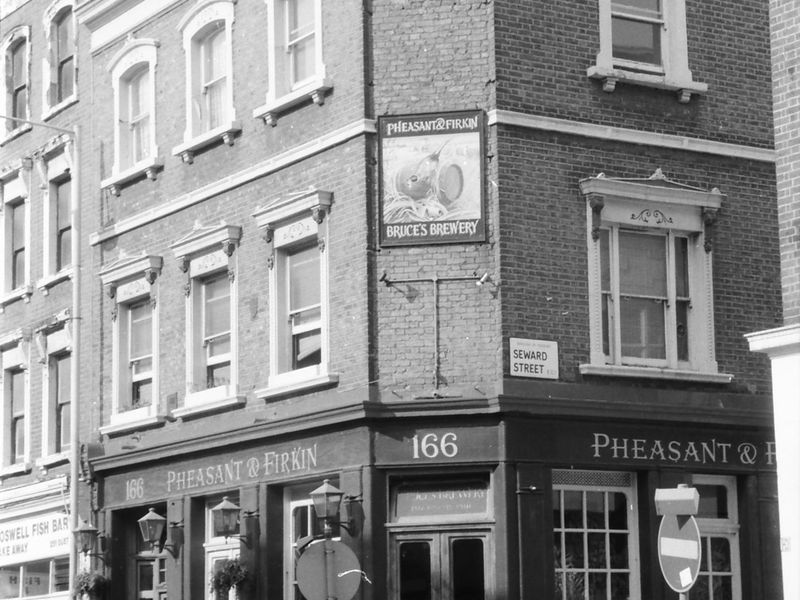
56, 12, 72, 57
12, 203, 25, 251
289, 246, 320, 310
130, 302, 153, 360
709, 537, 731, 572
138, 562, 154, 592
674, 237, 689, 297
289, 0, 315, 40
292, 37, 315, 84
612, 17, 661, 65
204, 276, 230, 339
11, 370, 24, 414
12, 42, 25, 86
133, 380, 152, 408
206, 363, 230, 389
53, 558, 70, 591
0, 566, 20, 598
563, 491, 583, 528
55, 354, 71, 452
58, 57, 74, 100
586, 492, 605, 528
600, 229, 610, 292
612, 0, 660, 16
24, 561, 49, 596
608, 493, 628, 530
619, 232, 666, 297
56, 180, 71, 229
620, 296, 665, 358
451, 538, 484, 600
399, 541, 430, 600
13, 88, 27, 120
13, 416, 24, 459
293, 328, 321, 370
696, 485, 728, 518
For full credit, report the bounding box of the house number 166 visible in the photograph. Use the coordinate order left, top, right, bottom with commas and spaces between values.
411, 432, 459, 459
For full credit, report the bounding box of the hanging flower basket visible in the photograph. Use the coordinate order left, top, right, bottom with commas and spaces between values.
73, 570, 110, 600
209, 557, 249, 599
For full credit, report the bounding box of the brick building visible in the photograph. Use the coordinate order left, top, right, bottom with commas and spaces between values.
746, 0, 800, 597
0, 0, 87, 597
1, 0, 784, 599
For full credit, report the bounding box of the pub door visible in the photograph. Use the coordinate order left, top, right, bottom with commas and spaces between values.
390, 529, 491, 600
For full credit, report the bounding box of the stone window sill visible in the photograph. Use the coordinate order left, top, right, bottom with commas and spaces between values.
0, 462, 32, 478
0, 285, 33, 311
42, 96, 79, 121
172, 120, 241, 164
37, 452, 69, 469
38, 268, 73, 294
100, 411, 168, 436
101, 156, 164, 196
579, 363, 732, 383
253, 79, 332, 127
0, 123, 32, 146
587, 65, 707, 103
256, 371, 339, 400
172, 386, 245, 419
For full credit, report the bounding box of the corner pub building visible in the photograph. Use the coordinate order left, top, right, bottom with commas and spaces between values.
1, 0, 779, 599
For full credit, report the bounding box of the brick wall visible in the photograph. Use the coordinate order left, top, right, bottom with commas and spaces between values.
494, 0, 774, 148
770, 0, 800, 324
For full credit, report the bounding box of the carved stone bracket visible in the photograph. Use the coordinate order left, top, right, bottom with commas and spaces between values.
221, 240, 236, 257
144, 267, 159, 285
588, 194, 605, 241
106, 283, 117, 299
677, 89, 692, 104
261, 225, 274, 244
180, 151, 194, 165
702, 207, 719, 253
222, 131, 236, 146
311, 206, 326, 225
108, 184, 121, 197
178, 256, 190, 273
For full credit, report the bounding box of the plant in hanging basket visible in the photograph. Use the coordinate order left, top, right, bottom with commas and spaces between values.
209, 557, 249, 598
73, 570, 110, 599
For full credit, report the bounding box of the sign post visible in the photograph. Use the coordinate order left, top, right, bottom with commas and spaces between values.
655, 486, 702, 599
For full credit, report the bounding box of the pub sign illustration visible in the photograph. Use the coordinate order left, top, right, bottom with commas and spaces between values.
379, 111, 486, 245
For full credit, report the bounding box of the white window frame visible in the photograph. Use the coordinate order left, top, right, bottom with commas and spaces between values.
37, 323, 72, 466
580, 170, 731, 383
253, 189, 338, 399
587, 0, 707, 102
171, 223, 243, 418
690, 474, 742, 600
1, 26, 32, 142
172, 0, 240, 164
0, 333, 30, 476
102, 38, 162, 195
253, 0, 331, 126
38, 149, 75, 292
0, 165, 33, 307
552, 469, 641, 600
42, 0, 77, 119
99, 254, 165, 435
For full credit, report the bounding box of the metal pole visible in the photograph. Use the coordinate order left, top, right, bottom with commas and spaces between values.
68, 124, 81, 588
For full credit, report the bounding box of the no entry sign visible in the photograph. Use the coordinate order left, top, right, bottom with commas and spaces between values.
657, 514, 702, 593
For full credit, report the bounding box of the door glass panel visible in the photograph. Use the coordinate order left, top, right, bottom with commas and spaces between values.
399, 541, 431, 600
451, 538, 484, 600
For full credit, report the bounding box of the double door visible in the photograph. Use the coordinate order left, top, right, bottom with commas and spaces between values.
391, 529, 491, 600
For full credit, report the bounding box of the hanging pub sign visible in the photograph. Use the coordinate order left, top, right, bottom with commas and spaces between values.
379, 110, 486, 246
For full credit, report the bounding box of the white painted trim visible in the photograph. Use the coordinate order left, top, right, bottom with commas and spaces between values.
78, 0, 177, 53
488, 110, 775, 163
579, 363, 733, 383
90, 119, 376, 244
745, 324, 800, 357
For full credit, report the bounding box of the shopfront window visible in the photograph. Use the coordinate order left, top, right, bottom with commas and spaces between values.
0, 557, 69, 598
205, 495, 240, 600
552, 470, 640, 600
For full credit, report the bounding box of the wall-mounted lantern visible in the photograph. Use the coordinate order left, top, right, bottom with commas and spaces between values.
210, 496, 258, 547
137, 507, 183, 557
74, 518, 107, 563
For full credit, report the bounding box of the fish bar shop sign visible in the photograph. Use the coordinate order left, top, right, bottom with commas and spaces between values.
0, 513, 70, 566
